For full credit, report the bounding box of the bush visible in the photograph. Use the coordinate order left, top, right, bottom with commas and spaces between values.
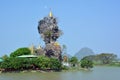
0, 56, 62, 71
0, 57, 22, 70
35, 56, 50, 69
10, 47, 31, 57
35, 56, 62, 70
69, 57, 78, 67
80, 58, 93, 69
0, 57, 37, 71
49, 58, 62, 70
62, 66, 69, 70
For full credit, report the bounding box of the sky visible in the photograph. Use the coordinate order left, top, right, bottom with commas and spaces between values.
0, 0, 120, 57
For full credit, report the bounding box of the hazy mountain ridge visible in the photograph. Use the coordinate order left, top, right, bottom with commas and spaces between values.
74, 47, 95, 60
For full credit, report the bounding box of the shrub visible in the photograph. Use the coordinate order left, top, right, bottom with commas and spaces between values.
10, 47, 31, 57
80, 58, 93, 69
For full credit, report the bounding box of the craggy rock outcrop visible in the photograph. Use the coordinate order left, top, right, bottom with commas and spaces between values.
37, 12, 62, 61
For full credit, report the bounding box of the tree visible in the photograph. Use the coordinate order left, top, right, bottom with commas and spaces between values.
35, 56, 62, 70
2, 54, 9, 60
62, 44, 67, 54
10, 47, 31, 57
35, 56, 50, 70
80, 53, 117, 65
69, 57, 78, 67
0, 57, 35, 70
97, 53, 117, 64
80, 57, 93, 69
49, 58, 62, 70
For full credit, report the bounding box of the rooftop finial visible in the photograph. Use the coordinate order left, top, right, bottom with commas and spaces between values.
49, 9, 53, 17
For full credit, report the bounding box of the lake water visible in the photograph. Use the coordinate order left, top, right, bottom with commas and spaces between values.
0, 66, 120, 80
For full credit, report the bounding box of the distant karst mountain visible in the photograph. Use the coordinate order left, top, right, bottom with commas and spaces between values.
74, 47, 94, 60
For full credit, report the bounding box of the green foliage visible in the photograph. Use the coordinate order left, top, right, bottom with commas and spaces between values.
69, 57, 78, 67
10, 47, 31, 57
0, 57, 35, 70
83, 53, 117, 65
0, 57, 20, 69
97, 53, 117, 64
49, 58, 61, 70
2, 54, 9, 60
80, 58, 93, 69
62, 44, 67, 54
0, 55, 61, 71
35, 56, 61, 70
44, 31, 52, 38
62, 66, 69, 70
35, 56, 50, 69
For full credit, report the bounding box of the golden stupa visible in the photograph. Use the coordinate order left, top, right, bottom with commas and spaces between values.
49, 11, 53, 17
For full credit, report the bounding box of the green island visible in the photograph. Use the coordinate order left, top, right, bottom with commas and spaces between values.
0, 47, 119, 73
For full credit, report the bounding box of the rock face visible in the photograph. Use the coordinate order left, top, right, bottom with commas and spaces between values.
37, 12, 62, 61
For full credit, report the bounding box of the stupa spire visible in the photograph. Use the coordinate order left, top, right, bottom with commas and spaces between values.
49, 10, 53, 17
